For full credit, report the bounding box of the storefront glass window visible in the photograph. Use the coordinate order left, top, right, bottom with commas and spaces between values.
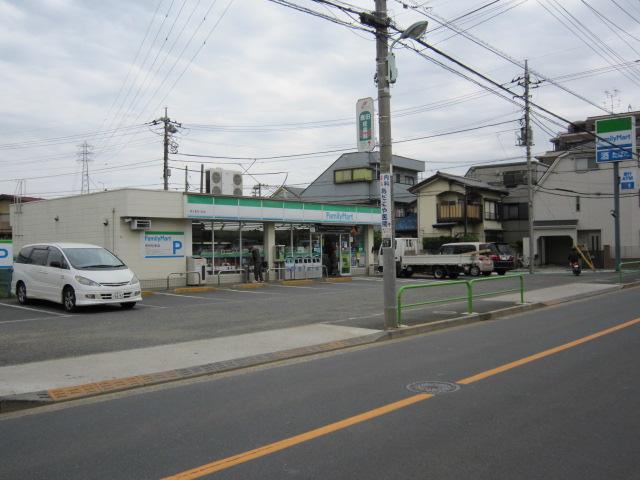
212, 222, 241, 271
350, 226, 366, 267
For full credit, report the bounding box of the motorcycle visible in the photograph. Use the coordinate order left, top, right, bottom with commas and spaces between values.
570, 261, 581, 276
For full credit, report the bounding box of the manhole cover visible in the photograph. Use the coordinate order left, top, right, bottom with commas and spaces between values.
406, 381, 460, 395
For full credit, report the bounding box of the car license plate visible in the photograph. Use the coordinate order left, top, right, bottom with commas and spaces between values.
500, 255, 509, 260
114, 292, 124, 299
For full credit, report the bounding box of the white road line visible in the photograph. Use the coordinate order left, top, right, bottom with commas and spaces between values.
0, 315, 73, 325
223, 288, 283, 295
134, 303, 167, 309
0, 302, 68, 316
152, 292, 213, 300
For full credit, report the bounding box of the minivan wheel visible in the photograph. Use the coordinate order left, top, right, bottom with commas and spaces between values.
16, 282, 28, 305
63, 287, 77, 313
469, 265, 480, 277
497, 269, 507, 275
120, 302, 136, 310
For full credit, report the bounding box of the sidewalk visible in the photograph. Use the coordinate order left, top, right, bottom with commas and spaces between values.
0, 281, 626, 411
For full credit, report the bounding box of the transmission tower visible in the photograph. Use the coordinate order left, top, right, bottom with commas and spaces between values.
77, 142, 93, 194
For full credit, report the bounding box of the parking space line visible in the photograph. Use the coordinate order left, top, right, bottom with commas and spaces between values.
153, 292, 216, 300
135, 303, 168, 309
0, 302, 68, 317
0, 315, 73, 325
224, 289, 284, 295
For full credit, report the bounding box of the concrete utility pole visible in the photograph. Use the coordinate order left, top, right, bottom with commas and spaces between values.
613, 162, 621, 270
152, 108, 181, 191
374, 0, 397, 329
519, 60, 535, 273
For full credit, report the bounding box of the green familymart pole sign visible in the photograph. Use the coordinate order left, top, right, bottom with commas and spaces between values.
596, 116, 636, 163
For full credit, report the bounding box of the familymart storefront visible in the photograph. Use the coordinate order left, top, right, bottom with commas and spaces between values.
185, 194, 380, 281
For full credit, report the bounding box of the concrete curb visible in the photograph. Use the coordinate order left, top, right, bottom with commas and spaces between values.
172, 286, 217, 294
324, 277, 353, 283
230, 283, 265, 289
1, 282, 635, 414
280, 279, 314, 286
141, 291, 155, 297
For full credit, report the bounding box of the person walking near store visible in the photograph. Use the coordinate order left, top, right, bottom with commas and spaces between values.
251, 246, 264, 282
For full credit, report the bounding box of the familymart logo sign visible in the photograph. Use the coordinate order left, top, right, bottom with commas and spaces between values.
596, 116, 636, 163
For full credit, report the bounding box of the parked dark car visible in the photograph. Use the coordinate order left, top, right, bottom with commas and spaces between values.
487, 243, 516, 275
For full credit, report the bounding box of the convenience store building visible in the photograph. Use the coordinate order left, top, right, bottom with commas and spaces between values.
10, 189, 381, 288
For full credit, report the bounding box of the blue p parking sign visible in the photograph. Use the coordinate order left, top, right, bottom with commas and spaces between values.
0, 241, 13, 269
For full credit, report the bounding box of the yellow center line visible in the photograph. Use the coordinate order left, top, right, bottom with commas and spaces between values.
457, 316, 640, 384
163, 316, 640, 479
162, 394, 432, 480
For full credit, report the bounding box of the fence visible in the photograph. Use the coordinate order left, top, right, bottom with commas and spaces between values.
618, 261, 640, 284
397, 274, 525, 326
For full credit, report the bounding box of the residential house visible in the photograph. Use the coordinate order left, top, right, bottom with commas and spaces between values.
529, 112, 640, 267
465, 161, 548, 245
409, 172, 508, 243
270, 185, 304, 200
299, 152, 425, 227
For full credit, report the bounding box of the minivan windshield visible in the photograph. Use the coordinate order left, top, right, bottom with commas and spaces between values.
62, 248, 125, 270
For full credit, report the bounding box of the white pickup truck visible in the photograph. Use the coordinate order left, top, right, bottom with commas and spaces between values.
378, 238, 493, 279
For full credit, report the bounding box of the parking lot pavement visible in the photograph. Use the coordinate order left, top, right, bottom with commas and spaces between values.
0, 272, 624, 369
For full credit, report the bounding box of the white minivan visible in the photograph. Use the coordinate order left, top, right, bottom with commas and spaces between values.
11, 243, 142, 312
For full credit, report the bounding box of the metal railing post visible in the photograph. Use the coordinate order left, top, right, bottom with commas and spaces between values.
466, 281, 473, 314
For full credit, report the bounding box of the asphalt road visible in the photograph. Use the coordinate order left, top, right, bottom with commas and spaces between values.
0, 271, 624, 365
0, 286, 638, 479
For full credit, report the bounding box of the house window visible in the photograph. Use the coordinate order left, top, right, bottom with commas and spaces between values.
500, 203, 528, 220
334, 168, 373, 184
576, 195, 580, 212
352, 168, 373, 182
503, 171, 526, 187
484, 200, 498, 220
395, 173, 401, 183
404, 175, 415, 185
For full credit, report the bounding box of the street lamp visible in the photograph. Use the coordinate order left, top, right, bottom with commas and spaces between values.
376, 16, 428, 329
387, 21, 428, 84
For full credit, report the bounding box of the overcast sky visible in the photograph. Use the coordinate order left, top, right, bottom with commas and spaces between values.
1, 0, 639, 199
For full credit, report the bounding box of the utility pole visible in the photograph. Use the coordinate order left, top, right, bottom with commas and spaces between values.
360, 6, 427, 329
613, 162, 621, 270
252, 183, 264, 197
152, 108, 181, 190
373, 0, 396, 329
518, 60, 535, 274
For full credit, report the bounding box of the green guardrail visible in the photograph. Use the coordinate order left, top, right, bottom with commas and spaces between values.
618, 261, 640, 284
396, 280, 471, 326
397, 274, 525, 327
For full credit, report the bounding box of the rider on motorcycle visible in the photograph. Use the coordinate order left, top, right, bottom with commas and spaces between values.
568, 248, 580, 266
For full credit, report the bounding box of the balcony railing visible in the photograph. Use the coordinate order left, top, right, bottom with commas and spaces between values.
437, 203, 482, 223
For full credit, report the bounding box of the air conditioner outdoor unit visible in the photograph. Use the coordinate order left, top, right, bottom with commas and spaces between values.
131, 219, 151, 230
222, 170, 243, 196
206, 168, 223, 195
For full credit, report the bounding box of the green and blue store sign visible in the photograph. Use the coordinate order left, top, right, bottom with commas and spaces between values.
184, 195, 381, 225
